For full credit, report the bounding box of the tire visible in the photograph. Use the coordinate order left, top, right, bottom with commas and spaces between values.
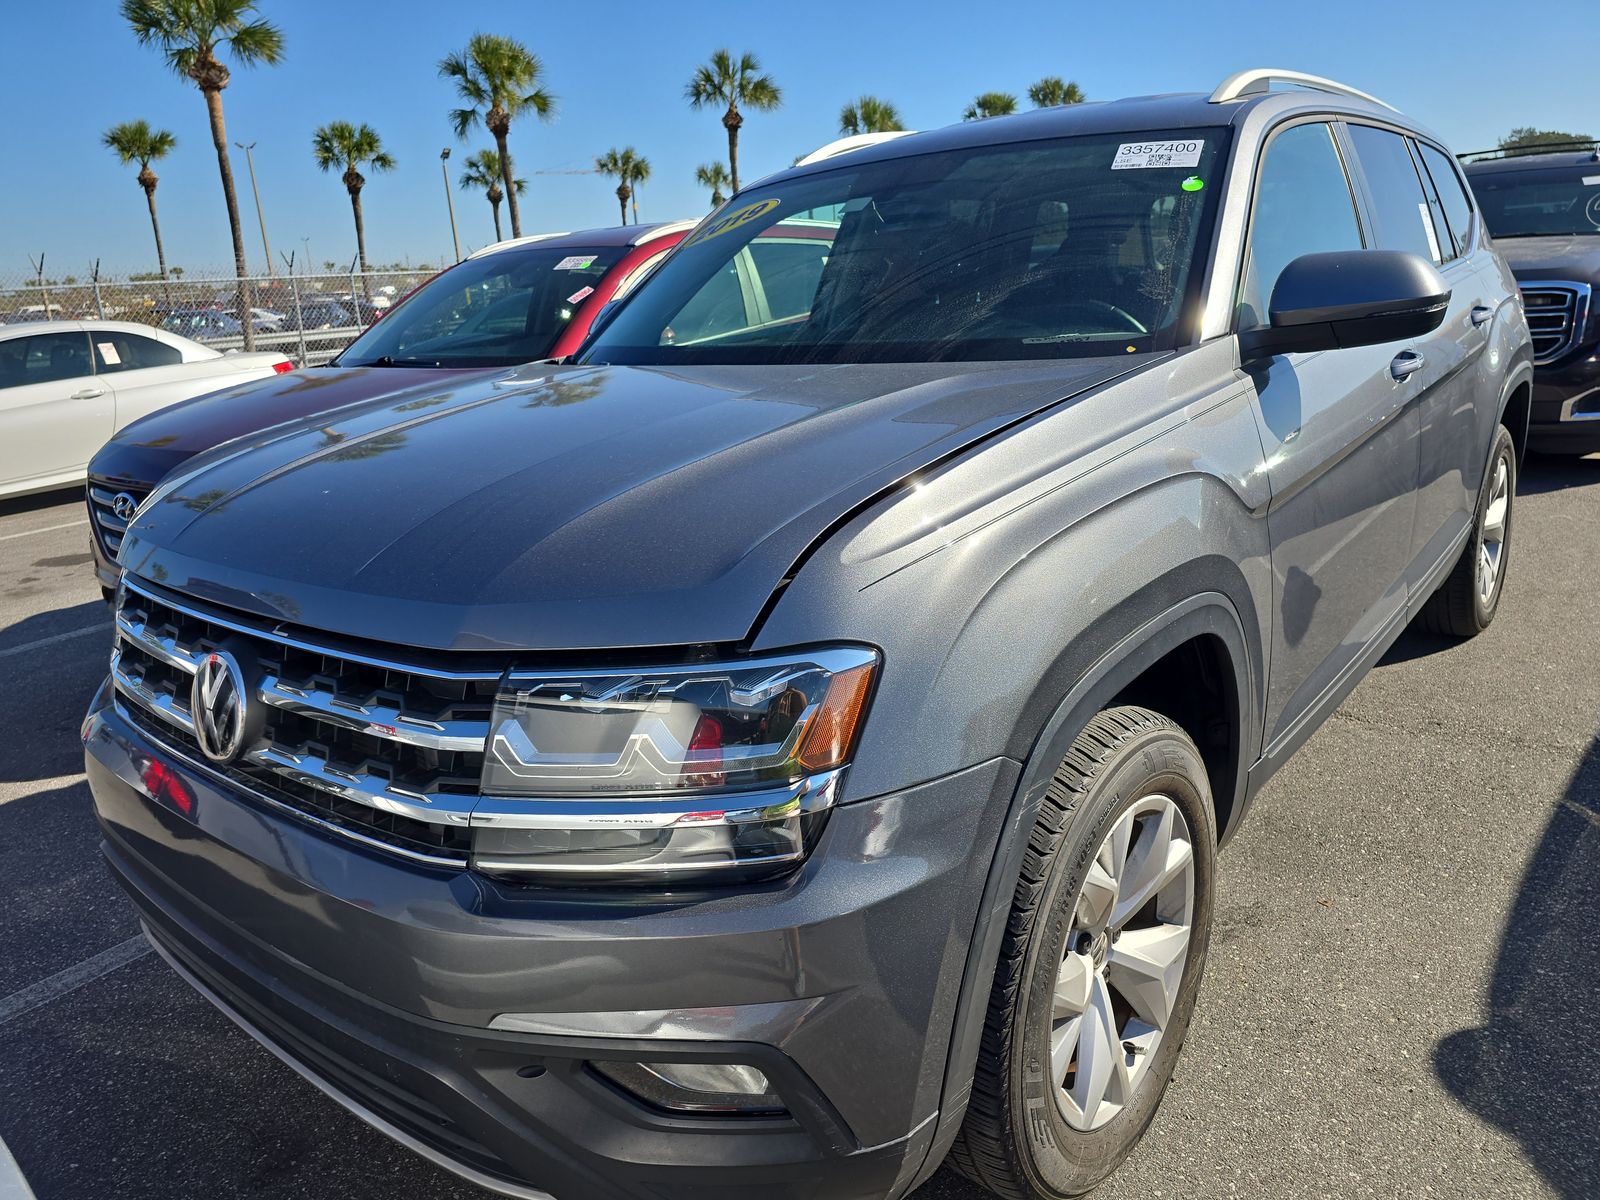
1416, 425, 1515, 638
948, 706, 1217, 1199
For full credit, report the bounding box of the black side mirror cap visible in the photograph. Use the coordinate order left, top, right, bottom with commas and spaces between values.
1239, 250, 1450, 361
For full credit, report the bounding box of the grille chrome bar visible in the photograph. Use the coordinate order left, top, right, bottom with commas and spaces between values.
112, 648, 196, 735
257, 675, 490, 753
88, 483, 148, 557
249, 745, 476, 826
1519, 280, 1591, 366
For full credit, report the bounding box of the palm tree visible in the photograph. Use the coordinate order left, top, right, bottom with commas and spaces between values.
311, 122, 394, 275
963, 91, 1018, 121
102, 120, 177, 285
121, 0, 284, 351
838, 96, 903, 136
439, 33, 555, 239
459, 149, 524, 241
595, 147, 651, 225
686, 49, 781, 194
694, 162, 731, 209
1028, 76, 1086, 108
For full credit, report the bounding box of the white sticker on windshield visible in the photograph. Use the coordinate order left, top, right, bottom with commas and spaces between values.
1583, 175, 1600, 187
1419, 201, 1443, 263
553, 255, 596, 271
1111, 140, 1204, 170
97, 341, 120, 365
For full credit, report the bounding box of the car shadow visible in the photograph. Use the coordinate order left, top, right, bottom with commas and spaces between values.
1433, 734, 1600, 1198
1515, 451, 1600, 496
0, 483, 83, 518
0, 598, 110, 786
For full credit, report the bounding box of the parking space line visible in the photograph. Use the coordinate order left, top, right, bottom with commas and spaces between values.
0, 1134, 36, 1200
0, 936, 151, 1027
0, 519, 89, 542
0, 623, 107, 660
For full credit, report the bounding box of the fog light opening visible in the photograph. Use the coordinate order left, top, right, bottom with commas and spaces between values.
590, 1060, 788, 1116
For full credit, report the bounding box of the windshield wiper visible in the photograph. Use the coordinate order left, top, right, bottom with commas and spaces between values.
368, 355, 442, 368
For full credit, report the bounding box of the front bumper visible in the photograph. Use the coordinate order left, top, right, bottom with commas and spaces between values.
1529, 348, 1600, 453
84, 684, 1016, 1200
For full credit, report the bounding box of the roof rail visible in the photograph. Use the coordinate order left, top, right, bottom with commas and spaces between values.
1208, 68, 1395, 111
1457, 139, 1600, 164
795, 131, 915, 167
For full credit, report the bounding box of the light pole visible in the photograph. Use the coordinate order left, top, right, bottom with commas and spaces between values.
235, 141, 274, 276
440, 148, 461, 263
301, 238, 312, 277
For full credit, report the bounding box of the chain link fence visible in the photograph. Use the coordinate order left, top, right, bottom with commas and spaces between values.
0, 267, 442, 366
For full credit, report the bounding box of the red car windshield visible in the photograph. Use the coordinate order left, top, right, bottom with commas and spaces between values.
337, 245, 624, 367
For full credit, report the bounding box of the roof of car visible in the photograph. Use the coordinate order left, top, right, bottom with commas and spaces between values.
469, 220, 698, 260
0, 318, 193, 342
1462, 147, 1600, 173
754, 81, 1433, 191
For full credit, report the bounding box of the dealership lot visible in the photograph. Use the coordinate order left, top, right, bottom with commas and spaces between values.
1, 462, 1595, 1200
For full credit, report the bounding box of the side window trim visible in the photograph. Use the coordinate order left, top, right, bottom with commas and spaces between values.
1415, 139, 1478, 258
1231, 115, 1368, 334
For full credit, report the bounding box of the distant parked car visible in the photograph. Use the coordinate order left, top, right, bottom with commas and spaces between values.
1463, 142, 1600, 453
0, 319, 291, 500
85, 221, 696, 593
160, 308, 244, 341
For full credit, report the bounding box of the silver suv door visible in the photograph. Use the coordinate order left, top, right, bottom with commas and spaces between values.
1239, 120, 1421, 750
1343, 123, 1493, 587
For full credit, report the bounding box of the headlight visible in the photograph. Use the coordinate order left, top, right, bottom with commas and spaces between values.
473, 646, 878, 882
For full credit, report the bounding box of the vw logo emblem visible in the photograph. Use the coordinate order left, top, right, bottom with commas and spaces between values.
109, 492, 140, 521
192, 650, 249, 764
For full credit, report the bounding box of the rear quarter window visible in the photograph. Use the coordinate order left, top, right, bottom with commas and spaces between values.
1345, 124, 1442, 263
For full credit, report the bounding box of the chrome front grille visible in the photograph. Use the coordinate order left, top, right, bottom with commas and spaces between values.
1519, 281, 1591, 366
87, 483, 150, 559
111, 579, 501, 864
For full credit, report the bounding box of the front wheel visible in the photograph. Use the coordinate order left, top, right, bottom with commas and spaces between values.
1417, 425, 1516, 638
948, 707, 1217, 1198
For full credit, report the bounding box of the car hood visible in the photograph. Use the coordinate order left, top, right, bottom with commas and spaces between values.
120, 358, 1147, 652
1493, 235, 1600, 284
90, 365, 492, 487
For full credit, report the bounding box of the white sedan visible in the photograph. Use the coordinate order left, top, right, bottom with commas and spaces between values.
0, 319, 293, 499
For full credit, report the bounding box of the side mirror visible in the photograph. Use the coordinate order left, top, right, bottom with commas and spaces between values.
1239, 250, 1450, 361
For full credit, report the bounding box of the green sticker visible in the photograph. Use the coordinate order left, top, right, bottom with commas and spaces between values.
1181, 175, 1205, 192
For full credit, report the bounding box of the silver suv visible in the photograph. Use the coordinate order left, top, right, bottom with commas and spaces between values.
86, 69, 1531, 1200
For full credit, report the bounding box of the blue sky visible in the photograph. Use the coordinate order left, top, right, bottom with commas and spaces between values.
5, 0, 1597, 277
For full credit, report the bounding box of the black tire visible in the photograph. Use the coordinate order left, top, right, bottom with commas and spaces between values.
948, 706, 1217, 1199
1416, 425, 1516, 638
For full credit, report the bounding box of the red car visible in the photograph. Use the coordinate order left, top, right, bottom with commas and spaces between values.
86, 221, 694, 595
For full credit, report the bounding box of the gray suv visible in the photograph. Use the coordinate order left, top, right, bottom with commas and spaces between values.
85, 69, 1531, 1200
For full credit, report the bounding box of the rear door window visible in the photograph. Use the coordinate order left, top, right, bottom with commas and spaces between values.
92, 331, 183, 373
1345, 124, 1443, 264
1238, 122, 1365, 329
1417, 142, 1475, 258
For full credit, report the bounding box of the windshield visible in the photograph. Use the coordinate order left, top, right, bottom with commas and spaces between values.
338, 244, 624, 367
1470, 165, 1600, 237
581, 130, 1225, 366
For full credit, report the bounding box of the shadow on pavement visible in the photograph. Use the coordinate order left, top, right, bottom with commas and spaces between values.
1434, 735, 1600, 1198
0, 485, 82, 519
1515, 451, 1600, 496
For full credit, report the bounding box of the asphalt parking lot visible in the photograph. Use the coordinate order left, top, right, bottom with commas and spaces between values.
1, 460, 1595, 1200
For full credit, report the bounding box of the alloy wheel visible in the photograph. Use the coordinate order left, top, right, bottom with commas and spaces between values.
1050, 794, 1196, 1132
1478, 456, 1510, 607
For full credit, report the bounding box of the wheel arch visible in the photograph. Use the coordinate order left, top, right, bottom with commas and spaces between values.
902, 585, 1258, 1193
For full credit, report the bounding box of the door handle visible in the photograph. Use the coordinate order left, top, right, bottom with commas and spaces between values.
1390, 351, 1426, 381
70, 387, 106, 399
1470, 305, 1494, 327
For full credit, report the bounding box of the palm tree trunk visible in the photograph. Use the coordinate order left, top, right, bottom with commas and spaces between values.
490, 196, 503, 241
350, 188, 369, 299
143, 184, 172, 305
727, 124, 740, 194
203, 84, 255, 350
496, 132, 522, 238
617, 190, 627, 227
631, 191, 639, 224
